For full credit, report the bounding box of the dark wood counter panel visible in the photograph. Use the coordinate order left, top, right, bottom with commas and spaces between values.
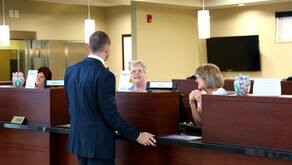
0, 88, 70, 165
116, 91, 180, 164
1, 123, 292, 164
281, 80, 292, 94
0, 129, 50, 165
116, 91, 179, 135
1, 88, 292, 165
0, 81, 12, 85
202, 95, 292, 152
0, 88, 69, 125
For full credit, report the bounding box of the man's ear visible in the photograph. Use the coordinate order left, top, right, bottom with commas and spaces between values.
104, 47, 108, 54
86, 44, 90, 50
104, 45, 110, 54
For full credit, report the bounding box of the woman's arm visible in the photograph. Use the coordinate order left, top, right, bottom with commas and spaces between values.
189, 90, 202, 126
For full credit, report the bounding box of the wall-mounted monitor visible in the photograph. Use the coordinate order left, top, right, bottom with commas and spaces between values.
207, 35, 261, 71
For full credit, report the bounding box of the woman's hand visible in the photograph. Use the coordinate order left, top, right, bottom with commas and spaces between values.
189, 90, 202, 104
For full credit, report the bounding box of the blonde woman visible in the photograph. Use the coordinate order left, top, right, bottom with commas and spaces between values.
129, 60, 147, 92
189, 63, 225, 126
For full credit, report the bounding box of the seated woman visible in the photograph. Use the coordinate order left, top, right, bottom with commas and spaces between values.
189, 63, 225, 126
129, 60, 147, 92
36, 66, 52, 88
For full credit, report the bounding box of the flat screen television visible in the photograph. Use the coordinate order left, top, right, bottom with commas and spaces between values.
206, 35, 261, 71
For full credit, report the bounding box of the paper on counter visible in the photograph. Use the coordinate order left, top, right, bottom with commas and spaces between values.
57, 124, 71, 128
253, 79, 281, 96
161, 134, 202, 141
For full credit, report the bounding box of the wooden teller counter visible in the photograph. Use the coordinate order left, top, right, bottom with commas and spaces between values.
0, 84, 292, 165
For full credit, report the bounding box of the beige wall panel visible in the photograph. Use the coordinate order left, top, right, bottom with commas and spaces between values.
4, 0, 292, 82
134, 3, 200, 81
6, 0, 107, 40
105, 6, 132, 79
67, 42, 88, 67
48, 41, 66, 80
210, 2, 292, 79
0, 51, 12, 81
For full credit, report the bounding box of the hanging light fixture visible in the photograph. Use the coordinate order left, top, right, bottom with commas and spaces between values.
0, 0, 10, 46
197, 0, 210, 39
84, 0, 95, 44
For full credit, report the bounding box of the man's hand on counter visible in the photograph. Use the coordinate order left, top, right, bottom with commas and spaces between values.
137, 132, 156, 147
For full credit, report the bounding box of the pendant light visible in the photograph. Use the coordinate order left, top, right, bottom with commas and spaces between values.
84, 0, 95, 44
197, 0, 210, 39
0, 0, 10, 46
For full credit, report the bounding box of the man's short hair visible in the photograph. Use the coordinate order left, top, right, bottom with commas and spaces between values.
88, 31, 111, 53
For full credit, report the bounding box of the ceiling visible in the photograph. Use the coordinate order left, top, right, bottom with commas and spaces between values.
32, 0, 131, 7
32, 0, 292, 8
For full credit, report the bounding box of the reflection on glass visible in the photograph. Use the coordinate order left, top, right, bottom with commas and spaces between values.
0, 40, 88, 81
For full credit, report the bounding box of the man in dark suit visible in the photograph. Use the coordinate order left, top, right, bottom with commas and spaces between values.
64, 31, 156, 165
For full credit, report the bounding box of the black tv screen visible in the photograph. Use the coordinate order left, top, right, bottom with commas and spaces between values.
206, 35, 261, 71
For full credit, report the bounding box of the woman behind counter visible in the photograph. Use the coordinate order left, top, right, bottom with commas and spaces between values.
36, 66, 52, 88
129, 60, 147, 92
189, 63, 225, 126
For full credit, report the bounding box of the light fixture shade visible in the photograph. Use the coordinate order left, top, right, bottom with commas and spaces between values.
84, 19, 95, 44
0, 25, 10, 46
197, 10, 210, 39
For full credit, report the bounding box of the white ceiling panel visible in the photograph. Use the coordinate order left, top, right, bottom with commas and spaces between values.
32, 0, 131, 7
205, 0, 292, 8
32, 0, 292, 8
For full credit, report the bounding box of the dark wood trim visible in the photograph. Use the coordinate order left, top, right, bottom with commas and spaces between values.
121, 34, 131, 70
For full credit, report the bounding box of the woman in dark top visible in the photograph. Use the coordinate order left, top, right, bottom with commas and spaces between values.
36, 66, 52, 88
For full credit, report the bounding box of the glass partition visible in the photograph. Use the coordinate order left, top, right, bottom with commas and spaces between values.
0, 40, 88, 81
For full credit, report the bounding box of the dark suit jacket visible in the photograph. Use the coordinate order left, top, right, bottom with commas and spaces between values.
64, 57, 140, 159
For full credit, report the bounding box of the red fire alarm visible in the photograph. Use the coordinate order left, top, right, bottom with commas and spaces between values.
147, 14, 152, 23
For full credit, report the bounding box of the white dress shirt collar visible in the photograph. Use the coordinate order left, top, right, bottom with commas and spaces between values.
88, 54, 105, 65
